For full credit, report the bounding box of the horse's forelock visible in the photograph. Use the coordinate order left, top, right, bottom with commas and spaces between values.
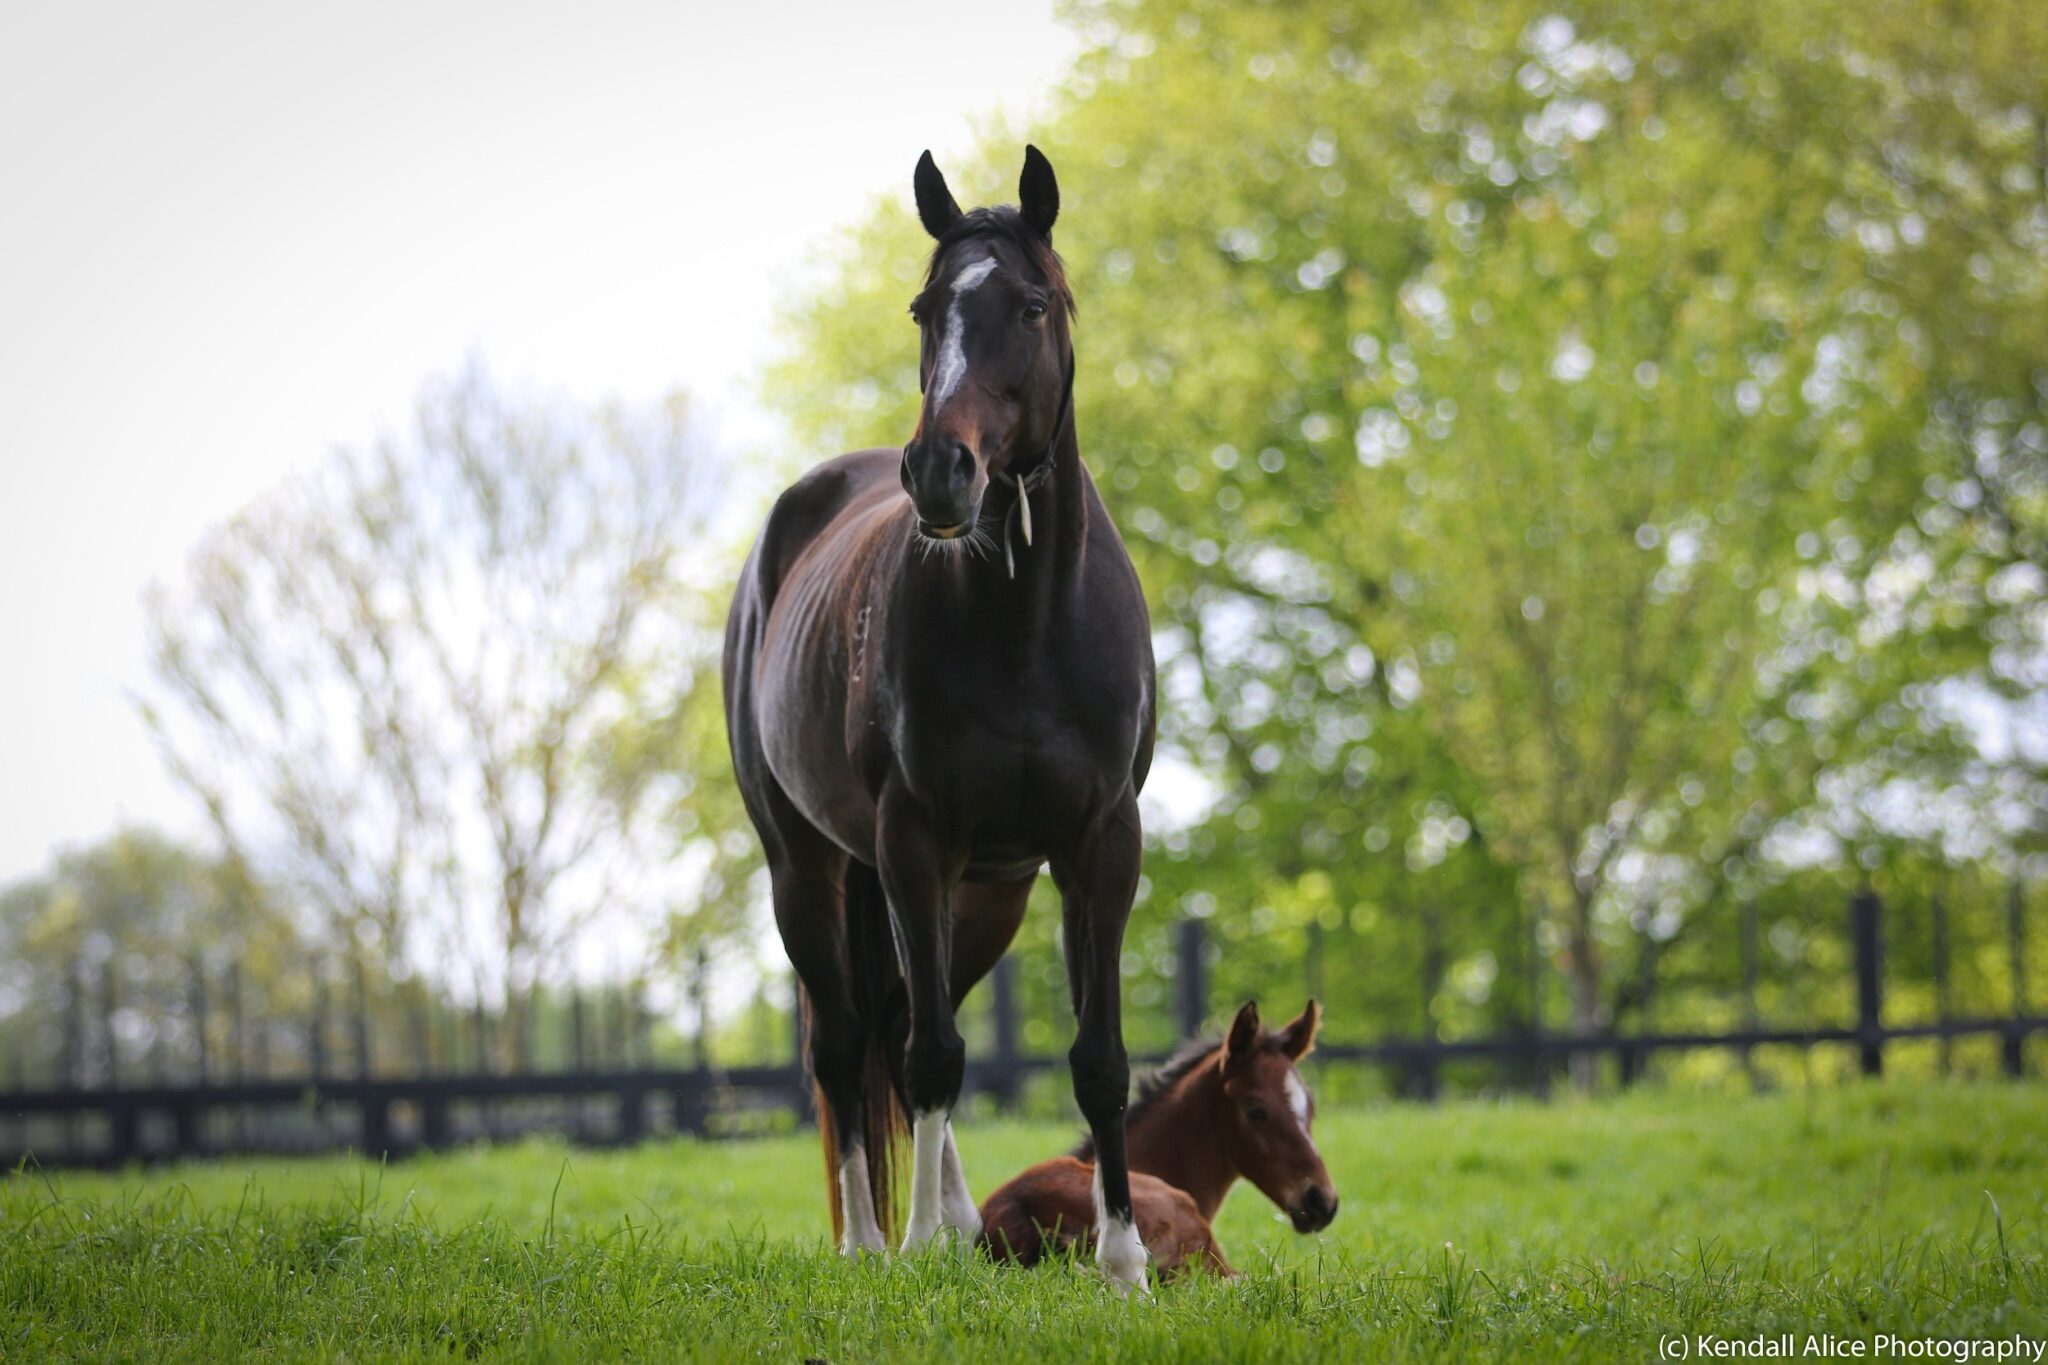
924, 207, 1077, 320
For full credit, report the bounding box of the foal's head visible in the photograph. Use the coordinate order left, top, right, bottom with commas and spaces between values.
898, 146, 1076, 542
1216, 1000, 1338, 1233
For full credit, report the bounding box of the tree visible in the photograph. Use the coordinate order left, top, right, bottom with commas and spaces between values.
141, 365, 726, 1064
0, 829, 306, 1087
773, 0, 2047, 1082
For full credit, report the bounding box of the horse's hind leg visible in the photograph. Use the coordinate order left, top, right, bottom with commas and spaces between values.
769, 837, 886, 1254
876, 786, 976, 1250
1050, 791, 1148, 1295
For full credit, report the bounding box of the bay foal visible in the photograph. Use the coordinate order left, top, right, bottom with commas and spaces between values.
723, 147, 1156, 1291
980, 1001, 1339, 1280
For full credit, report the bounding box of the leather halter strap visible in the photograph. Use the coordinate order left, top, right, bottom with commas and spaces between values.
993, 350, 1074, 579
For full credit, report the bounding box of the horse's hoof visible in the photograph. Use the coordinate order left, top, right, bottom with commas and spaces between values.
1097, 1219, 1151, 1298
898, 1219, 957, 1255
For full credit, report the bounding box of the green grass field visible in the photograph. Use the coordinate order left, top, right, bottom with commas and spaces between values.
3, 1082, 2043, 1361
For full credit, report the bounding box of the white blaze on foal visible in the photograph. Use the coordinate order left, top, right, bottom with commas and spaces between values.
931, 256, 999, 408
1284, 1069, 1313, 1125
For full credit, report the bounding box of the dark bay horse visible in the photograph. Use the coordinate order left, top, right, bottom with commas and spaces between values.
723, 147, 1156, 1292
980, 1000, 1338, 1279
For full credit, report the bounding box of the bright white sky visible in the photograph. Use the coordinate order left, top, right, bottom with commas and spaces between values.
0, 0, 1080, 886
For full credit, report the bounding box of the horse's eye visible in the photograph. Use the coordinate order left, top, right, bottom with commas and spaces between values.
1022, 299, 1047, 323
1245, 1103, 1268, 1122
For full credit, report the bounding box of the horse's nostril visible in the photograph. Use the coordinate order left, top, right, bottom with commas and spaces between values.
1293, 1186, 1337, 1231
950, 441, 976, 486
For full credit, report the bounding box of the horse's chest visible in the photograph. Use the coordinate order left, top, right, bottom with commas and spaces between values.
885, 667, 1128, 828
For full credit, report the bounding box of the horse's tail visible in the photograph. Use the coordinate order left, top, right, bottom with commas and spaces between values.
812, 859, 907, 1247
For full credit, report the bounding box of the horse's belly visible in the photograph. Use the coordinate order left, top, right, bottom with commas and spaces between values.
754, 607, 878, 861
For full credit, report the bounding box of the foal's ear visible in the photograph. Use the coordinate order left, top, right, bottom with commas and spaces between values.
1277, 999, 1322, 1061
1221, 1000, 1262, 1073
915, 150, 963, 240
1019, 144, 1059, 238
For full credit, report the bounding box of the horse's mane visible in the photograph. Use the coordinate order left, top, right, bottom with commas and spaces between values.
925, 206, 1078, 320
1070, 1035, 1221, 1161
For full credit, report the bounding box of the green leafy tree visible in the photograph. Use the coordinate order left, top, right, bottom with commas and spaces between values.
773, 0, 2046, 1081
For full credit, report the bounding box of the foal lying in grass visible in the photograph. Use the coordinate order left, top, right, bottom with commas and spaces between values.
979, 1000, 1336, 1280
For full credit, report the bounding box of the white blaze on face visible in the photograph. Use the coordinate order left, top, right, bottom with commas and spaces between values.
1285, 1068, 1320, 1155
931, 256, 999, 409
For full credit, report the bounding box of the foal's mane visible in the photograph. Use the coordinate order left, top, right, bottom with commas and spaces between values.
1071, 1035, 1221, 1161
925, 206, 1078, 321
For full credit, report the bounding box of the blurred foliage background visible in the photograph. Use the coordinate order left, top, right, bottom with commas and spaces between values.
3, 0, 2043, 1099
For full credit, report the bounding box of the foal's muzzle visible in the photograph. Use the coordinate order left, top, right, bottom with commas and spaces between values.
1290, 1184, 1338, 1233
901, 438, 985, 537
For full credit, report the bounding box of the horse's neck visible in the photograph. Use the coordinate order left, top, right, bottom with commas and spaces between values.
1125, 1069, 1238, 1220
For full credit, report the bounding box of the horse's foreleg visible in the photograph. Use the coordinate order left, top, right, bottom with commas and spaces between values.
877, 793, 975, 1250
1053, 792, 1148, 1296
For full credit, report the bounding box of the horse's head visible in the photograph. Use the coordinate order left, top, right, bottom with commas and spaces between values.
899, 146, 1075, 541
1216, 999, 1339, 1233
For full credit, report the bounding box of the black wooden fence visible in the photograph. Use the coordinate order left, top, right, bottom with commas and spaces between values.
3, 889, 2039, 1169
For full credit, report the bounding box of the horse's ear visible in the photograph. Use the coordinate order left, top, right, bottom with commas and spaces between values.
1277, 999, 1322, 1061
1019, 144, 1059, 238
1221, 1000, 1261, 1073
915, 150, 963, 241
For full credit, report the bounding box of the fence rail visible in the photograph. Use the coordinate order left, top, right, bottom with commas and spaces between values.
3, 889, 2039, 1168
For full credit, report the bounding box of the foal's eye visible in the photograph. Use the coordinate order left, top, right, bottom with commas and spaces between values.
1245, 1103, 1268, 1123
1022, 299, 1047, 323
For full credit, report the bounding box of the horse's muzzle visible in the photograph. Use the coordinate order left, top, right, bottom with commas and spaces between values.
1289, 1184, 1338, 1233
902, 439, 984, 535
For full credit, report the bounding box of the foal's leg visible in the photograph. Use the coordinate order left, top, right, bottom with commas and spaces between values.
876, 790, 973, 1249
1051, 791, 1148, 1295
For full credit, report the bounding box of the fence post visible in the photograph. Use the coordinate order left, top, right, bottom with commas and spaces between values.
1414, 908, 1443, 1101
693, 946, 711, 1072
790, 979, 812, 1122
1740, 899, 1762, 1087
989, 955, 1020, 1111
1526, 900, 1549, 1098
359, 1093, 390, 1159
570, 989, 587, 1071
1932, 892, 1953, 1076
190, 957, 210, 1086
1176, 919, 1207, 1040
678, 948, 711, 1136
471, 997, 490, 1076
310, 967, 328, 1084
99, 960, 119, 1091
227, 959, 243, 1084
1306, 920, 1325, 1006
353, 955, 372, 1080
62, 957, 85, 1089
2006, 877, 2029, 1078
1851, 889, 1884, 1077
